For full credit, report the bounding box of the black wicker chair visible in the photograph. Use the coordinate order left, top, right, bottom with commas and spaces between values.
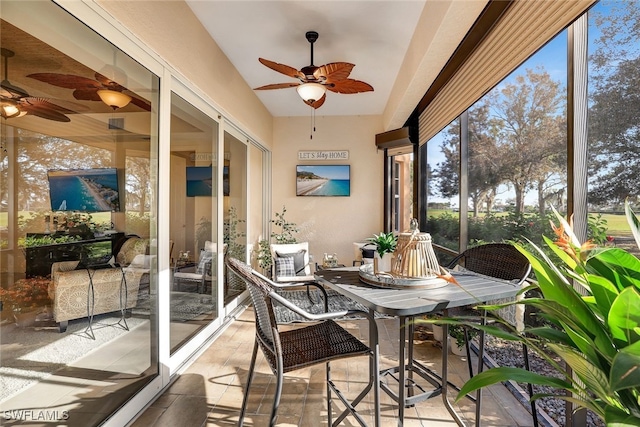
226, 257, 380, 427
446, 243, 538, 427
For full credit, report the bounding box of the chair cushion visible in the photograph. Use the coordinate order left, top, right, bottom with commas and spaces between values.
275, 250, 306, 276
275, 256, 296, 278
130, 254, 152, 269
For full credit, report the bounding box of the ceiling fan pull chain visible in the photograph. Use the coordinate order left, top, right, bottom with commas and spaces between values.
309, 107, 318, 140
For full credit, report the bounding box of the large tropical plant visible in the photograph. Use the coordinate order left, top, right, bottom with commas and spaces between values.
443, 202, 640, 426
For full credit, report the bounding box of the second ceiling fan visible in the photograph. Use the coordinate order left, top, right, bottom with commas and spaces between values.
254, 31, 373, 109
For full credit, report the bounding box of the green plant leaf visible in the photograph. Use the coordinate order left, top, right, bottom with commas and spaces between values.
455, 367, 571, 403
517, 241, 579, 306
542, 233, 579, 271
426, 317, 523, 342
561, 323, 601, 364
534, 393, 606, 418
525, 326, 573, 346
610, 341, 640, 392
608, 287, 640, 345
625, 200, 640, 253
585, 273, 620, 319
588, 249, 640, 292
605, 405, 640, 427
367, 232, 397, 257
548, 343, 611, 403
525, 298, 615, 359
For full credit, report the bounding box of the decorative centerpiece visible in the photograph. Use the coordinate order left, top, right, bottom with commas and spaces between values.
359, 219, 448, 289
391, 228, 440, 278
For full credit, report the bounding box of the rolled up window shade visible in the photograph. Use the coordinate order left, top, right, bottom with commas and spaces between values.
419, 0, 595, 145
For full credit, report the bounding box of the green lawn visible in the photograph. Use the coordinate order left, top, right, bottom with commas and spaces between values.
426, 209, 633, 236
1, 209, 633, 236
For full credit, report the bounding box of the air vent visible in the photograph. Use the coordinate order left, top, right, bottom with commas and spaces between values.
108, 117, 124, 130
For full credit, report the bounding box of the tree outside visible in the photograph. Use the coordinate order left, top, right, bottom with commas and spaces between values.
432, 68, 566, 218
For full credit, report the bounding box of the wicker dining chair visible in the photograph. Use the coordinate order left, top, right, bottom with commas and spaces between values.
226, 257, 380, 427
445, 243, 538, 427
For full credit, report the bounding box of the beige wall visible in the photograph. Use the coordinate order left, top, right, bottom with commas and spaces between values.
273, 115, 385, 267
97, 2, 387, 265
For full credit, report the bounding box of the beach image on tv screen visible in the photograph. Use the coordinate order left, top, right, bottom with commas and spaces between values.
296, 165, 350, 196
48, 168, 120, 212
186, 166, 213, 197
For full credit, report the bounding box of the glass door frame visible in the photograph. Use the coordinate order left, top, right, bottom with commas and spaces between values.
164, 78, 228, 373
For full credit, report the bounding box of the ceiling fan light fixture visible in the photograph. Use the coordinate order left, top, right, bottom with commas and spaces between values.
1, 100, 21, 119
97, 89, 131, 109
296, 82, 325, 103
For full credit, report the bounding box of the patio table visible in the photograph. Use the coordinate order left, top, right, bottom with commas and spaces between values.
315, 267, 523, 427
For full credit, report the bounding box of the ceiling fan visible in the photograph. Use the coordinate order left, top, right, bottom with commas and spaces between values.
27, 64, 151, 112
254, 31, 374, 109
1, 48, 78, 122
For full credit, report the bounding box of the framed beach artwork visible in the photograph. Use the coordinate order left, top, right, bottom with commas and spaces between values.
296, 165, 350, 197
47, 168, 121, 212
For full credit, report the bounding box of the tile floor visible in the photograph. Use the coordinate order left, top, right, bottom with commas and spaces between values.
130, 307, 537, 426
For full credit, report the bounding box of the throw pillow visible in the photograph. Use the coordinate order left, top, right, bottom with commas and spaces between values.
196, 251, 214, 275
275, 249, 307, 276
275, 256, 295, 278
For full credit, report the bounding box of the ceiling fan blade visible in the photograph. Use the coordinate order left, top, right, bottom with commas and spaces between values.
326, 79, 374, 94
94, 72, 127, 92
27, 73, 101, 90
20, 100, 71, 122
254, 82, 300, 90
304, 93, 326, 109
72, 89, 102, 102
0, 87, 15, 99
127, 94, 152, 111
258, 58, 305, 80
22, 97, 76, 114
314, 62, 354, 83
1, 79, 29, 98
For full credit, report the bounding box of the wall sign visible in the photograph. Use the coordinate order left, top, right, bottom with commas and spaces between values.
298, 150, 349, 161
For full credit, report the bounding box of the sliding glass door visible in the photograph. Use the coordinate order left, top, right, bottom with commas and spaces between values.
0, 2, 159, 425
168, 92, 220, 354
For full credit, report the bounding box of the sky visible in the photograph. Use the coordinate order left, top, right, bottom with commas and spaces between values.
297, 165, 350, 180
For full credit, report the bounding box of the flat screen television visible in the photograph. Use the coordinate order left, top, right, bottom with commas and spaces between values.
186, 165, 229, 196
296, 165, 350, 197
48, 168, 121, 212
223, 165, 229, 196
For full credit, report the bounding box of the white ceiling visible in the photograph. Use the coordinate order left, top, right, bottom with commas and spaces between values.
186, 1, 485, 121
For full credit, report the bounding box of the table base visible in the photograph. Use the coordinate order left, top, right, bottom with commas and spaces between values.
384, 315, 481, 426
380, 363, 442, 406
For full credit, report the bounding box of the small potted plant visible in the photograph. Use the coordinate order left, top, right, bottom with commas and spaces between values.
448, 324, 478, 356
255, 206, 299, 277
367, 232, 397, 272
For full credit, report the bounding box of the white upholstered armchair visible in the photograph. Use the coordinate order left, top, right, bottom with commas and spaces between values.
270, 242, 315, 284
